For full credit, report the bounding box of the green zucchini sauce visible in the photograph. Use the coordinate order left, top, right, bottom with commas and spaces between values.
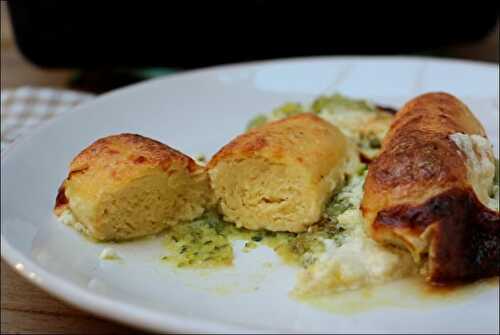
160, 92, 500, 271
162, 165, 368, 269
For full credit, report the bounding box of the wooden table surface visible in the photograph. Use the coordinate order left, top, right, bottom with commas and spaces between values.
1, 3, 498, 334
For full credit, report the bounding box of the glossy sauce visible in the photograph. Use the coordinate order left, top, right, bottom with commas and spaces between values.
299, 276, 498, 315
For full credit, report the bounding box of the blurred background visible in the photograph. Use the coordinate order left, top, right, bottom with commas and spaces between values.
1, 2, 499, 93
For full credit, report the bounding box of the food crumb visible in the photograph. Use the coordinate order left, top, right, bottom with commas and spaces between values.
194, 153, 207, 165
99, 247, 121, 260
242, 241, 258, 252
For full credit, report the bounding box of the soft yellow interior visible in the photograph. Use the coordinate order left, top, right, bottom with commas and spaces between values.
67, 169, 210, 241
211, 158, 324, 232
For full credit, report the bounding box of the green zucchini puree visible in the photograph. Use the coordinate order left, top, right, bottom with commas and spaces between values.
162, 165, 368, 269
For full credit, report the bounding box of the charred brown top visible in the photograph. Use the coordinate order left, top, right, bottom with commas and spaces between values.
71, 133, 200, 174
375, 187, 500, 283
54, 183, 69, 215
53, 133, 205, 216
375, 104, 398, 115
371, 131, 467, 189
362, 92, 498, 285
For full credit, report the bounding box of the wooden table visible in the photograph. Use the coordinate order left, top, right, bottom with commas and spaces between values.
1, 3, 498, 333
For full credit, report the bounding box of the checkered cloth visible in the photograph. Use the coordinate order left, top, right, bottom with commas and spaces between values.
1, 87, 94, 151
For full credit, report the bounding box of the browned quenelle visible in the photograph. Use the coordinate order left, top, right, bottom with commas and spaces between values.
361, 92, 499, 284
208, 113, 359, 232
54, 134, 213, 241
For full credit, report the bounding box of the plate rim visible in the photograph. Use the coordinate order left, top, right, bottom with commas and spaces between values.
0, 235, 271, 334
1, 55, 498, 161
1, 55, 498, 334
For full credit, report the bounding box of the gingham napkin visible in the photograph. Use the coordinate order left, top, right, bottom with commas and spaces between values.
1, 87, 94, 151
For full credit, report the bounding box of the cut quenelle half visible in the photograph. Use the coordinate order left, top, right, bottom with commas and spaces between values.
208, 113, 360, 233
54, 134, 213, 241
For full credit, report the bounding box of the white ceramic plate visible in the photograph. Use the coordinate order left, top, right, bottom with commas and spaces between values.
1, 57, 499, 334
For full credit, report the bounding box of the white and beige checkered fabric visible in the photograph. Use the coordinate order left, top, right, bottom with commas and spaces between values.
1, 86, 94, 151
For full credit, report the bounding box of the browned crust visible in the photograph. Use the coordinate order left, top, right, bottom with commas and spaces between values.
208, 133, 269, 168
70, 133, 199, 174
374, 187, 500, 283
369, 130, 467, 190
362, 92, 497, 284
375, 104, 398, 115
383, 92, 486, 143
208, 113, 331, 168
378, 92, 485, 188
53, 133, 202, 214
362, 93, 486, 216
363, 92, 487, 206
54, 182, 69, 215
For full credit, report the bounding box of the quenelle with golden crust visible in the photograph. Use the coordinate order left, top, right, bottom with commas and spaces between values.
362, 92, 499, 284
208, 113, 360, 232
54, 134, 212, 241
